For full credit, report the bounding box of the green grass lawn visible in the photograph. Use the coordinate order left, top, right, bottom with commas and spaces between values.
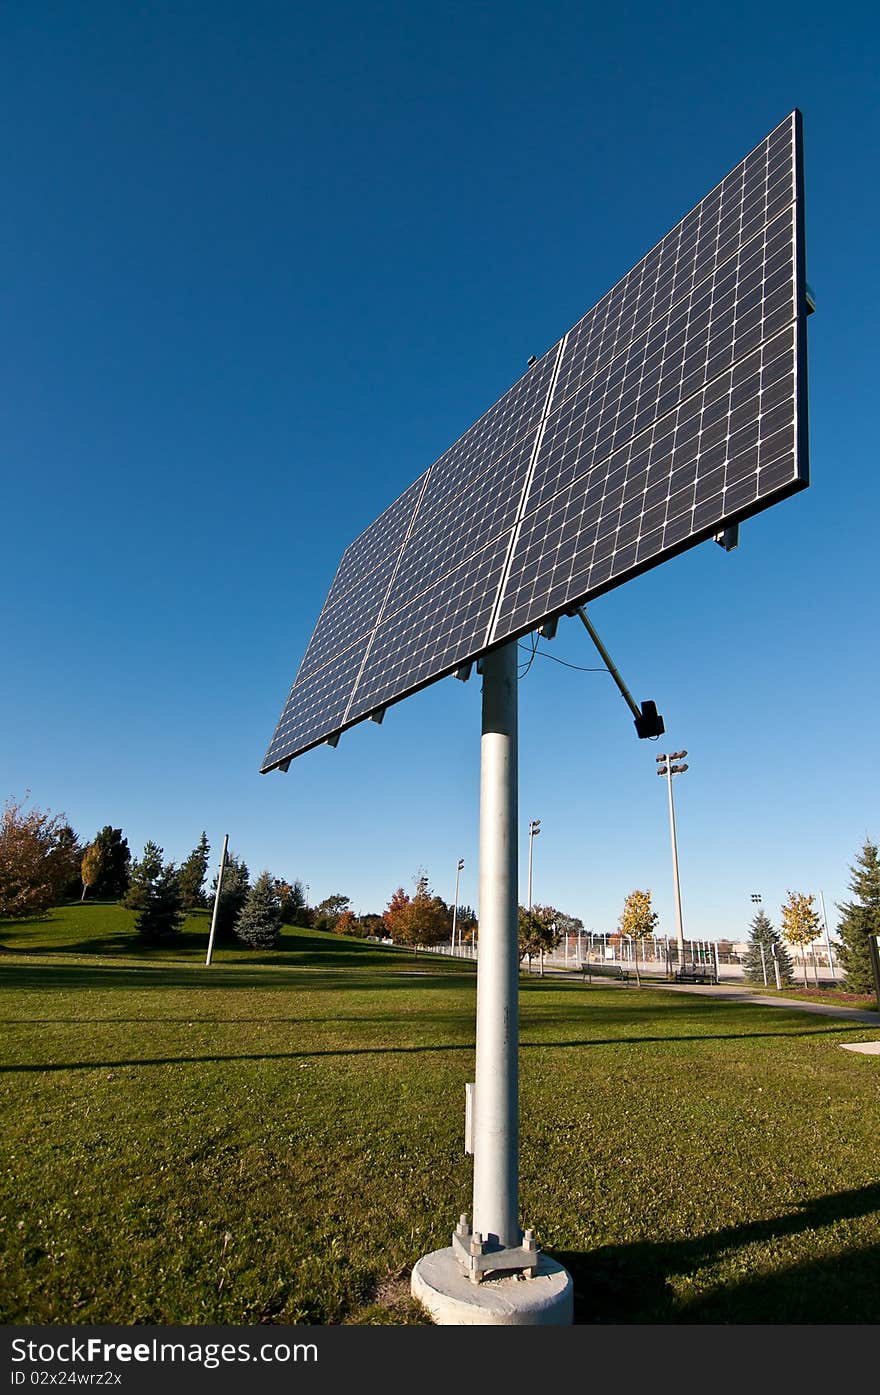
2, 904, 880, 1324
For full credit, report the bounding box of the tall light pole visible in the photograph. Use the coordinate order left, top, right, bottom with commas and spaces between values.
451, 857, 465, 953
752, 891, 782, 988
527, 819, 541, 911
656, 751, 688, 968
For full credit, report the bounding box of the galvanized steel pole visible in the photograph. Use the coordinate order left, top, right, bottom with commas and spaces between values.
665, 764, 686, 965
472, 641, 520, 1250
819, 889, 835, 978
451, 857, 463, 953
205, 833, 229, 967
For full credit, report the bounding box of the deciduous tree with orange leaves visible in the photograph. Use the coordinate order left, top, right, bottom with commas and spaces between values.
0, 796, 74, 918
383, 886, 411, 942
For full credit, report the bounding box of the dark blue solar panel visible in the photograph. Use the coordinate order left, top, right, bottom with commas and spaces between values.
262, 111, 807, 770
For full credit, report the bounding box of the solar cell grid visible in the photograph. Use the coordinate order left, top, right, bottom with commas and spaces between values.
323, 473, 427, 608
419, 343, 559, 505
262, 111, 807, 770
520, 209, 796, 527
262, 635, 371, 769
294, 551, 399, 684
384, 431, 538, 615
494, 317, 799, 639
344, 534, 512, 725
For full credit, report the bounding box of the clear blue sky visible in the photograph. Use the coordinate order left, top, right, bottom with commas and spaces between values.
4, 0, 877, 941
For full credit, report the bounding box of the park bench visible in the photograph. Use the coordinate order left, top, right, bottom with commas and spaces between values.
580, 963, 630, 983
674, 965, 718, 984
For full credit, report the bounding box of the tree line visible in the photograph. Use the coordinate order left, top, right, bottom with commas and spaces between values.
1, 798, 878, 993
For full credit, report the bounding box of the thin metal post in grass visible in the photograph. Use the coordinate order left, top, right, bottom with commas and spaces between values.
771, 942, 782, 990
205, 833, 229, 967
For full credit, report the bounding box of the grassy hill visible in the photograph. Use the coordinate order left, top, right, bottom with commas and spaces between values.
2, 906, 879, 1324
0, 901, 467, 971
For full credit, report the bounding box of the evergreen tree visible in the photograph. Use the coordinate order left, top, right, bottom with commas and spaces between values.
455, 904, 478, 944
126, 841, 184, 944
275, 877, 309, 925
89, 827, 131, 899
836, 838, 880, 995
178, 832, 210, 909
208, 853, 250, 940
53, 824, 84, 900
741, 909, 794, 986
235, 870, 282, 949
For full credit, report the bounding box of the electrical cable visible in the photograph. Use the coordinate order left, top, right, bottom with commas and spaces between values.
517, 642, 608, 675
517, 632, 539, 679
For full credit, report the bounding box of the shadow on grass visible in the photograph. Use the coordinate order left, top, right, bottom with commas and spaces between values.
0, 961, 474, 993
0, 1023, 855, 1072
555, 1181, 880, 1323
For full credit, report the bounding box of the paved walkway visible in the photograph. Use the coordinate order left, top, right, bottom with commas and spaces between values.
649, 980, 880, 1025
551, 969, 880, 1026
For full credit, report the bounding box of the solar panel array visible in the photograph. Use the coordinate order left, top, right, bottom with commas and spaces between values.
263, 111, 807, 771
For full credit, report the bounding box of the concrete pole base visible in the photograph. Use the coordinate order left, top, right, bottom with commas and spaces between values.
411, 1247, 573, 1325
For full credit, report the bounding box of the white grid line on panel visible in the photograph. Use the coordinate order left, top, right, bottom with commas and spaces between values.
546, 116, 794, 430
346, 535, 511, 724
485, 335, 568, 645
325, 473, 428, 609
514, 198, 797, 580
340, 469, 433, 725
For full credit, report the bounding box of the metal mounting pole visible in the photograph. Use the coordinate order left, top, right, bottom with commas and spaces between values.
472, 640, 520, 1252
415, 638, 571, 1312
450, 640, 542, 1281
205, 833, 229, 967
